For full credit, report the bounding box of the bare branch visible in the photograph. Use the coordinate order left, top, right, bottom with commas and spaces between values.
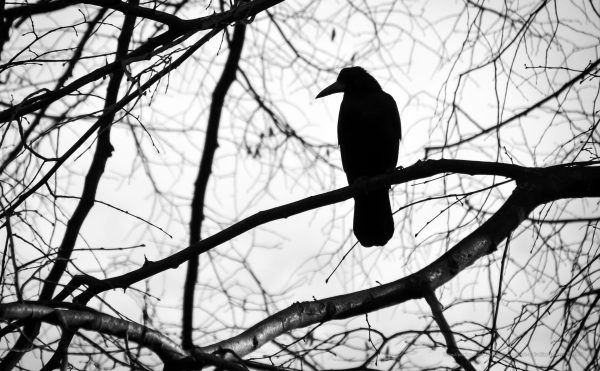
424, 292, 477, 371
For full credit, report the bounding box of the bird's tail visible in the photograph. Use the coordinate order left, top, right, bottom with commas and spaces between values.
353, 190, 394, 247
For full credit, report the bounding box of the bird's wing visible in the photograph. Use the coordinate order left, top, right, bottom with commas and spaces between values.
383, 92, 401, 167
384, 92, 401, 142
338, 91, 401, 183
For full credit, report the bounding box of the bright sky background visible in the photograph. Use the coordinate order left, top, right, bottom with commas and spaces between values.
3, 0, 599, 369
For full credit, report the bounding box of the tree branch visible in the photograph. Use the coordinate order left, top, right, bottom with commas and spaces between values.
3, 0, 186, 29
183, 18, 247, 349
0, 3, 138, 368
0, 27, 222, 221
424, 292, 477, 371
0, 302, 187, 363
187, 162, 600, 356
0, 0, 284, 125
51, 160, 599, 310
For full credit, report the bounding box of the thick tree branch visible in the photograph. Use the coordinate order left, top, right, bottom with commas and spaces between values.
0, 303, 186, 363
0, 302, 255, 371
188, 162, 600, 357
191, 185, 534, 356
52, 160, 599, 305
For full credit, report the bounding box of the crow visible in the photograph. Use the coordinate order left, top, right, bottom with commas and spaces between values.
316, 67, 401, 246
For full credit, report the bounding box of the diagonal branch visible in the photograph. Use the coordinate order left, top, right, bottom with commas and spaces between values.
193, 184, 539, 356
190, 163, 600, 357
0, 0, 284, 125
0, 3, 139, 368
425, 292, 477, 371
0, 27, 222, 221
51, 160, 599, 306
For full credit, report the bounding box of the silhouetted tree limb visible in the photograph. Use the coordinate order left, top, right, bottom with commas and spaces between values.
190, 161, 599, 358
55, 160, 599, 302
0, 26, 222, 221
183, 17, 247, 350
0, 302, 186, 363
34, 159, 596, 369
425, 292, 476, 371
0, 0, 283, 125
0, 3, 138, 368
1, 1, 598, 369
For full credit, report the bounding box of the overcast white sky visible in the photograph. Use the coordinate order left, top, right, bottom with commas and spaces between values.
3, 0, 599, 369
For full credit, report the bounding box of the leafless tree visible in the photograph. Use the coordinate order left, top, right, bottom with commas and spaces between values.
1, 1, 599, 370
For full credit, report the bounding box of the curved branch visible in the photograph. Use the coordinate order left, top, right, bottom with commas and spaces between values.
0, 303, 186, 362
53, 160, 599, 304
0, 302, 253, 371
195, 163, 600, 356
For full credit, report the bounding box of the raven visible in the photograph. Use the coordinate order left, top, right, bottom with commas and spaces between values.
316, 67, 401, 247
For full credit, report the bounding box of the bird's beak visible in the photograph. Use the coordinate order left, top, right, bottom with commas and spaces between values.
316, 81, 345, 99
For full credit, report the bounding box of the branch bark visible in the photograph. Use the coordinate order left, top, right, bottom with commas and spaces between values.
3, 160, 598, 368
0, 303, 186, 363
0, 302, 250, 371
51, 160, 600, 310
187, 162, 600, 357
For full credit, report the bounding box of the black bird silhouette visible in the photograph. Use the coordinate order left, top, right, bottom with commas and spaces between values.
317, 67, 401, 247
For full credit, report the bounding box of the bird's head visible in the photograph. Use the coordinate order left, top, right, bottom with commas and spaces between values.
316, 66, 381, 98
